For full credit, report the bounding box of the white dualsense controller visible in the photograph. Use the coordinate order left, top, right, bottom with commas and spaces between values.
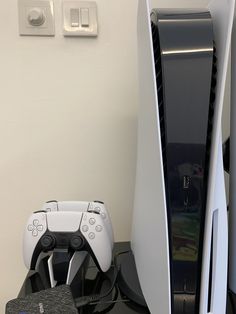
41, 200, 114, 246
23, 211, 113, 272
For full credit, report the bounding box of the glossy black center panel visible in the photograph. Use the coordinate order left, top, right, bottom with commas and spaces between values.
151, 9, 215, 314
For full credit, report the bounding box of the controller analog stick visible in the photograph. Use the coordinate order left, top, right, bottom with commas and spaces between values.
40, 235, 56, 250
70, 236, 83, 250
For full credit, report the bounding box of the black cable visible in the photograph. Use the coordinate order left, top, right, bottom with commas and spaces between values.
75, 250, 130, 309
92, 284, 119, 314
228, 289, 236, 314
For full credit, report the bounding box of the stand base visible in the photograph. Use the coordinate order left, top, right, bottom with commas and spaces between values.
16, 242, 236, 313
118, 251, 147, 307
17, 243, 150, 314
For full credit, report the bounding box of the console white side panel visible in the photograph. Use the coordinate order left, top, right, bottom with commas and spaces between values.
131, 1, 171, 313
200, 135, 228, 314
200, 0, 235, 313
229, 10, 236, 294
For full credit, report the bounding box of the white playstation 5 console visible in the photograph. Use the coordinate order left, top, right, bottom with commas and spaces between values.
229, 7, 236, 297
131, 1, 235, 314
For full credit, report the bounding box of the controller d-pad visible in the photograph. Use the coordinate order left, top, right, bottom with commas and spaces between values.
28, 225, 34, 231
32, 229, 38, 237
33, 219, 39, 226
27, 221, 44, 237
37, 225, 43, 231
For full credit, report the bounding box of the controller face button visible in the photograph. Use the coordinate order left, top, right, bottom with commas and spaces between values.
41, 235, 55, 250
70, 236, 83, 250
95, 225, 103, 232
88, 232, 95, 240
82, 225, 89, 232
89, 218, 96, 225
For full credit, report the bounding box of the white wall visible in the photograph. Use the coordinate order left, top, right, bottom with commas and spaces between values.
0, 0, 230, 311
0, 0, 139, 309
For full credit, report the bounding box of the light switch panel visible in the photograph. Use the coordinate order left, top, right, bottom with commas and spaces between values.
18, 0, 55, 36
63, 1, 98, 37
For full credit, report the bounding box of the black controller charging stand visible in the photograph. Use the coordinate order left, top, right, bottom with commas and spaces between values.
18, 243, 150, 314
18, 252, 90, 300
117, 251, 148, 308
17, 242, 236, 313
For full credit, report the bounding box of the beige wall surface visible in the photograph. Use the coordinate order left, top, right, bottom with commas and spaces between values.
0, 0, 230, 310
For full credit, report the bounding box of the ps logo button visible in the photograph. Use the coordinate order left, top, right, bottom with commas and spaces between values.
89, 218, 96, 225
88, 232, 95, 240
95, 225, 103, 232
82, 225, 89, 232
